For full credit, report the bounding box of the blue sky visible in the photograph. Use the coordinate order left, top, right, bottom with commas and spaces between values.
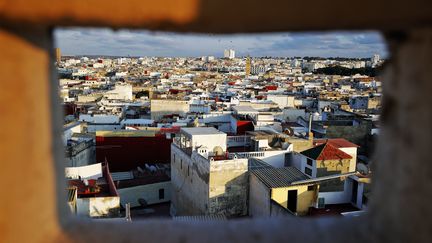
54, 28, 387, 58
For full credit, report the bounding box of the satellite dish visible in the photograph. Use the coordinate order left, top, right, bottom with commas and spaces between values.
356, 163, 369, 175
284, 127, 294, 136
213, 146, 224, 156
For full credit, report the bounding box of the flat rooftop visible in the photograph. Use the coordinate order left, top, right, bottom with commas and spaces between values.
181, 127, 225, 136
232, 106, 258, 113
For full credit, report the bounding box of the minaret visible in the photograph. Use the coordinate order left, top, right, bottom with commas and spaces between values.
245, 56, 251, 76
55, 48, 61, 64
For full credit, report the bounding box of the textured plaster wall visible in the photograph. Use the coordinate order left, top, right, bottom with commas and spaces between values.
249, 173, 271, 217
171, 145, 210, 215
209, 158, 249, 216
151, 99, 189, 120
117, 181, 171, 208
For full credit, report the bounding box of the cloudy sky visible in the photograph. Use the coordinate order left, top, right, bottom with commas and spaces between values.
54, 28, 387, 58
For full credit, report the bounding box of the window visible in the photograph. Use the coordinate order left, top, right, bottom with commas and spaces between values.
180, 159, 182, 169
159, 188, 164, 200
305, 167, 312, 176
318, 198, 325, 208
187, 165, 190, 176
307, 158, 313, 166
307, 185, 314, 191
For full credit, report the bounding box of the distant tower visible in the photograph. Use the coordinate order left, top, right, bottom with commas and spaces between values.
224, 49, 230, 59
371, 54, 380, 67
55, 48, 61, 64
224, 49, 235, 59
245, 56, 251, 76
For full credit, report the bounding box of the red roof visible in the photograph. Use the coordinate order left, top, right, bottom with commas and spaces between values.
314, 138, 359, 148
301, 143, 352, 160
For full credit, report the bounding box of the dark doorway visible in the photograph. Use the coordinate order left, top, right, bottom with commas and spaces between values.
287, 190, 298, 213
351, 180, 358, 204
159, 188, 165, 200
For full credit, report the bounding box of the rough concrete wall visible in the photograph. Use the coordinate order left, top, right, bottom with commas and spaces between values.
1, 4, 432, 243
171, 145, 210, 215
369, 29, 432, 243
66, 145, 95, 167
339, 147, 357, 172
150, 99, 189, 120
326, 122, 371, 153
270, 200, 295, 217
117, 181, 171, 208
1, 1, 432, 32
316, 159, 351, 176
0, 26, 67, 243
88, 197, 120, 218
209, 158, 249, 216
249, 173, 271, 217
316, 159, 351, 192
286, 138, 313, 152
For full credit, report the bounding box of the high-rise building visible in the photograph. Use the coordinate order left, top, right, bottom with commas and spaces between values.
224, 49, 235, 59
55, 48, 61, 64
371, 54, 380, 67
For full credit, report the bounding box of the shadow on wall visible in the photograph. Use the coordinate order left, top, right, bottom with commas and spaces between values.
208, 172, 249, 217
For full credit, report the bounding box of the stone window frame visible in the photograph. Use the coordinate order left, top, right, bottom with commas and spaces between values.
1, 1, 431, 243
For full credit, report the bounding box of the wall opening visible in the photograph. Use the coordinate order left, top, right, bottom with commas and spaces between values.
54, 28, 386, 221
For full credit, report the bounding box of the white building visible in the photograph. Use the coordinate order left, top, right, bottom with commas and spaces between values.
224, 49, 235, 59
66, 163, 121, 218
371, 54, 380, 67
104, 84, 133, 100
170, 127, 249, 216
267, 95, 295, 109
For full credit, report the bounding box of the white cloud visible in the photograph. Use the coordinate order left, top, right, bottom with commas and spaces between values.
54, 28, 387, 58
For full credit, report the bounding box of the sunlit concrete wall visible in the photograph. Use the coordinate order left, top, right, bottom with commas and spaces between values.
150, 99, 189, 120
272, 185, 318, 216
208, 158, 249, 216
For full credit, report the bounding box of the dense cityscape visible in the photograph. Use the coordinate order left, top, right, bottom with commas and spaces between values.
59, 48, 381, 220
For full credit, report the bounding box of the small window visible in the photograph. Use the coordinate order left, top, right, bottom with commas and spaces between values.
305, 167, 312, 176
180, 159, 182, 169
307, 158, 313, 166
307, 185, 314, 191
318, 197, 325, 208
159, 188, 165, 200
187, 166, 190, 176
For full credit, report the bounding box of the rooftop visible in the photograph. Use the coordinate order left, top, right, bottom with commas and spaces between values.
181, 127, 225, 136
251, 167, 310, 188
301, 142, 352, 160
96, 130, 156, 137
232, 106, 259, 114
248, 158, 272, 170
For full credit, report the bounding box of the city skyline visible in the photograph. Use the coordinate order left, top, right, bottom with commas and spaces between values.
55, 28, 387, 58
